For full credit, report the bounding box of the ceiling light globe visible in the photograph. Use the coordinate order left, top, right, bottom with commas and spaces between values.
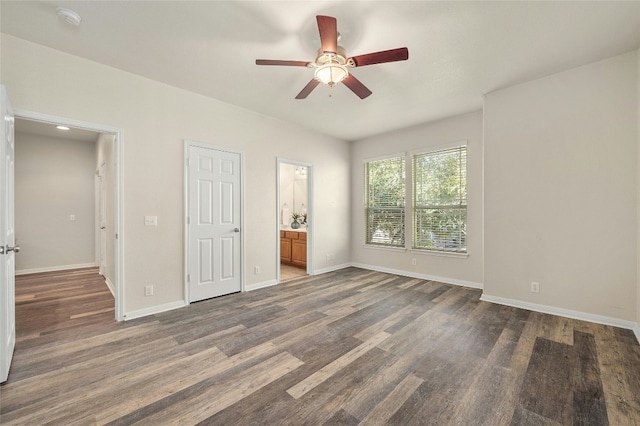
314, 64, 348, 87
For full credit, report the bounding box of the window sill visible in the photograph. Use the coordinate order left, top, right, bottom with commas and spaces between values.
410, 249, 468, 259
363, 244, 407, 253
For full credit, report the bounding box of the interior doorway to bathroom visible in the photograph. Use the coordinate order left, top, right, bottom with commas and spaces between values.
277, 159, 312, 283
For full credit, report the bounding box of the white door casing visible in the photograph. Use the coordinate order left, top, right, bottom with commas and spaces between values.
0, 86, 16, 383
187, 143, 242, 302
98, 162, 107, 276
13, 109, 124, 321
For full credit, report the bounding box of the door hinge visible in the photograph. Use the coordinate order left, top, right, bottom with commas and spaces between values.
187, 274, 190, 282
187, 216, 190, 225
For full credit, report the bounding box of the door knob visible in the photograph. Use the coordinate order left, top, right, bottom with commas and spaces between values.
233, 228, 240, 233
0, 245, 19, 255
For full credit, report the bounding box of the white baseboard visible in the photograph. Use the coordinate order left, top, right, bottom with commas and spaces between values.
351, 262, 483, 290
312, 263, 353, 275
16, 263, 98, 276
245, 279, 278, 292
122, 300, 186, 321
633, 323, 640, 344
480, 293, 639, 333
104, 276, 115, 297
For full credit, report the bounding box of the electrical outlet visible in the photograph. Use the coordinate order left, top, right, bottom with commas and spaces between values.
144, 285, 154, 296
326, 253, 331, 260
531, 282, 540, 293
411, 258, 417, 266
69, 214, 76, 221
144, 215, 158, 226
254, 266, 260, 275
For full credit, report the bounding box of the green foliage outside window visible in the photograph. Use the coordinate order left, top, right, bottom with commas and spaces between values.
413, 147, 467, 252
365, 156, 405, 246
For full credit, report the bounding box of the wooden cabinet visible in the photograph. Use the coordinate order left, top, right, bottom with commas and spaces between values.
280, 230, 306, 268
280, 235, 291, 263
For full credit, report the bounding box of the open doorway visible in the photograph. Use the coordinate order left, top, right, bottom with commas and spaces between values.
13, 111, 123, 321
277, 159, 312, 282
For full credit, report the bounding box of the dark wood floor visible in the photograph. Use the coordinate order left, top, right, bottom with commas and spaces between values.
1, 267, 639, 425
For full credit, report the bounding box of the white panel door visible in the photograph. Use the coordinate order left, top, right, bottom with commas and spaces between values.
0, 86, 16, 383
188, 145, 242, 302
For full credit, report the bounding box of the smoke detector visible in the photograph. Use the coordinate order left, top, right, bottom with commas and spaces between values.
56, 7, 81, 26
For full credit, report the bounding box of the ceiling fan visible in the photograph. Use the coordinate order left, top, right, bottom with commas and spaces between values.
256, 15, 409, 100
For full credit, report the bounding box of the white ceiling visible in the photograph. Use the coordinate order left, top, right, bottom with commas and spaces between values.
2, 1, 639, 141
15, 118, 100, 143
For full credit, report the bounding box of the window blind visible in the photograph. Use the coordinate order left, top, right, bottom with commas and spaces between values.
412, 146, 467, 252
365, 156, 405, 247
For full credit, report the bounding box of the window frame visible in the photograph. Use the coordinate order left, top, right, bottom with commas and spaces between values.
411, 143, 468, 254
363, 153, 406, 249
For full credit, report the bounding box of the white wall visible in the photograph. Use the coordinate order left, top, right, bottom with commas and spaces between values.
350, 111, 484, 287
1, 34, 350, 315
484, 51, 638, 321
15, 131, 96, 272
96, 134, 116, 289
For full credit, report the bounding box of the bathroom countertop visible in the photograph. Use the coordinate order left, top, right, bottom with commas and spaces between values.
281, 227, 307, 233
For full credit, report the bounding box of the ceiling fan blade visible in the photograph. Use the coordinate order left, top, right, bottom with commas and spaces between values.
316, 15, 338, 53
348, 47, 409, 67
342, 74, 372, 99
256, 59, 309, 67
295, 79, 321, 99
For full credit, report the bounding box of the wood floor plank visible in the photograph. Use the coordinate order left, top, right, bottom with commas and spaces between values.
359, 373, 423, 425
125, 351, 304, 425
2, 267, 640, 425
287, 331, 390, 399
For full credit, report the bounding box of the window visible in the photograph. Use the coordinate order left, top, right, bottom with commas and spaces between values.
412, 146, 467, 253
365, 156, 405, 247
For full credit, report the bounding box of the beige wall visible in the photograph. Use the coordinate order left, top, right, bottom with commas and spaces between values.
350, 111, 484, 286
1, 35, 350, 315
484, 51, 638, 321
15, 131, 96, 272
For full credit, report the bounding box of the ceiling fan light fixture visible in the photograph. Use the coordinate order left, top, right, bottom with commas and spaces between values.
314, 64, 348, 87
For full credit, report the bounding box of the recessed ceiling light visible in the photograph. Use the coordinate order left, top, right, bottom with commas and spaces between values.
56, 125, 70, 130
56, 7, 81, 26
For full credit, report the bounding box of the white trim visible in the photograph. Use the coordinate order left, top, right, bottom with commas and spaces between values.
362, 151, 406, 164
13, 109, 125, 321
633, 323, 640, 344
15, 263, 98, 276
351, 262, 483, 289
122, 300, 187, 321
276, 158, 314, 283
407, 139, 468, 156
104, 276, 115, 297
363, 244, 407, 253
410, 249, 469, 259
313, 263, 353, 276
245, 279, 278, 292
480, 293, 639, 331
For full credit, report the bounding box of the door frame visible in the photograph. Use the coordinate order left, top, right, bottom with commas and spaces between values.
276, 158, 313, 283
183, 140, 245, 303
14, 109, 125, 321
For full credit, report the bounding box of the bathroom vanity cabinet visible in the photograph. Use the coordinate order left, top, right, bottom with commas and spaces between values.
280, 230, 306, 268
